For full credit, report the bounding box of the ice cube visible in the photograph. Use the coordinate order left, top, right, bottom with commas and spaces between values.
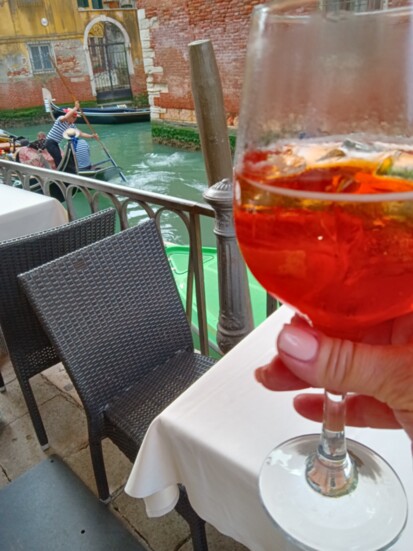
266, 148, 306, 176
316, 147, 346, 163
342, 138, 375, 153
294, 142, 341, 166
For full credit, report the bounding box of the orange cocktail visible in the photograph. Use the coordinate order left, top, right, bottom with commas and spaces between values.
234, 143, 413, 339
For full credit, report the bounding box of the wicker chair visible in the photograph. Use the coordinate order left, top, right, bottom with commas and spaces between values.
0, 208, 116, 447
0, 327, 7, 391
19, 219, 216, 551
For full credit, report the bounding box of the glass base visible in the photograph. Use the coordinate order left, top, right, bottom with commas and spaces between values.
259, 434, 408, 551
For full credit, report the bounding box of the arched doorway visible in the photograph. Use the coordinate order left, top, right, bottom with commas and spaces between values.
87, 20, 132, 102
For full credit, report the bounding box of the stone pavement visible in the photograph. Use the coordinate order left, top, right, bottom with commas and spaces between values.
0, 355, 248, 551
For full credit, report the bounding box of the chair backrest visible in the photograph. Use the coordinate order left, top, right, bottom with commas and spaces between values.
0, 208, 116, 378
19, 220, 194, 410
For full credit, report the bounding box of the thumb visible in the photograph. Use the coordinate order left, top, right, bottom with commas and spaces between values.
277, 325, 413, 412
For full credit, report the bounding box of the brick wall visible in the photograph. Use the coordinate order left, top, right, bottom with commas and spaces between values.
138, 0, 263, 125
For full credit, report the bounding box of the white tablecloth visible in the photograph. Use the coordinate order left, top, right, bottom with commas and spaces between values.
126, 306, 413, 551
0, 184, 68, 241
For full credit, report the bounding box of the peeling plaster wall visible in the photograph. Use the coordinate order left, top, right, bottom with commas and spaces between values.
54, 41, 87, 76
0, 0, 147, 109
0, 49, 30, 82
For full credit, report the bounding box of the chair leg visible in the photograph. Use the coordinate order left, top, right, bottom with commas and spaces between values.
20, 380, 49, 449
175, 486, 208, 551
0, 330, 8, 391
89, 439, 111, 503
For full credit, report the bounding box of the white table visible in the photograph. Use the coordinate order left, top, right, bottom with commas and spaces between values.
0, 184, 68, 241
126, 306, 413, 551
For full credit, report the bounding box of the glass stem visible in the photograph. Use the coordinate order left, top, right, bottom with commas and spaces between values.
305, 390, 358, 497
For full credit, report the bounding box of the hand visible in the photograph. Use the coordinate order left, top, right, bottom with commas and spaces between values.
255, 314, 413, 443
74, 100, 80, 110
92, 133, 99, 140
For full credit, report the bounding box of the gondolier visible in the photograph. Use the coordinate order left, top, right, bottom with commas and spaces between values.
62, 128, 92, 171
45, 100, 98, 170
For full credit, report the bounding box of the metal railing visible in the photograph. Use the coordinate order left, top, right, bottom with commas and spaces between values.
0, 159, 215, 355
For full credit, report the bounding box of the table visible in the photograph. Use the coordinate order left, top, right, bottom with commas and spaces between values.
0, 184, 68, 241
125, 306, 413, 551
0, 184, 68, 359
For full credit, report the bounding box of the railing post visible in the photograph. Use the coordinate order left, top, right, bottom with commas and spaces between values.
189, 39, 254, 353
203, 179, 254, 353
188, 39, 233, 188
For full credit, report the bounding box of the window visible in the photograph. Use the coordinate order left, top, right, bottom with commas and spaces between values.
77, 0, 103, 7
28, 43, 53, 73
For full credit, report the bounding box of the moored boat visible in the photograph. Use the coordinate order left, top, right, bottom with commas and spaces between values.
48, 98, 150, 125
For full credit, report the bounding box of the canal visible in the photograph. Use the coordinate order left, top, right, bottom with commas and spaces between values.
7, 121, 216, 246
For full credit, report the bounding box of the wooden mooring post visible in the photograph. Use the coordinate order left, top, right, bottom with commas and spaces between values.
189, 39, 254, 354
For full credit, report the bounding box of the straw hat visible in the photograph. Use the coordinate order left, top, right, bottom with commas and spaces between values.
63, 128, 80, 140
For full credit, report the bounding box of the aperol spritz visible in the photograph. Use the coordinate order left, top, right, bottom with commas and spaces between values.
234, 1, 412, 549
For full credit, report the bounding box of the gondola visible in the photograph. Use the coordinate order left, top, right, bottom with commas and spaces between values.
57, 138, 124, 182
49, 98, 150, 125
16, 138, 123, 183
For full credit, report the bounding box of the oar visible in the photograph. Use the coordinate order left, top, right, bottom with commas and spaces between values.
48, 56, 128, 183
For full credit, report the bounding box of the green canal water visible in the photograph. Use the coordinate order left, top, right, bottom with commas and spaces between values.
8, 121, 216, 246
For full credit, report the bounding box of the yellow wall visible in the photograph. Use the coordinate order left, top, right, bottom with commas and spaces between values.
0, 0, 146, 108
0, 0, 142, 54
0, 1, 83, 41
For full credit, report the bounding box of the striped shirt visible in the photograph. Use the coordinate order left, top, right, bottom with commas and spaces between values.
74, 139, 91, 170
46, 117, 76, 144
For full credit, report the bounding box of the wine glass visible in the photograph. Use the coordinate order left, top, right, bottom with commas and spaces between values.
234, 1, 412, 549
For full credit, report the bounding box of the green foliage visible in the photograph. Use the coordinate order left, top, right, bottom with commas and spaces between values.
152, 121, 237, 152
151, 121, 202, 150
0, 106, 46, 121
229, 133, 236, 152
132, 93, 149, 108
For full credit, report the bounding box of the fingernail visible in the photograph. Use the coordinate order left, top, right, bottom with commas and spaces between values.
278, 326, 319, 362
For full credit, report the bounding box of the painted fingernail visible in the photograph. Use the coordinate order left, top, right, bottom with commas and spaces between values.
278, 326, 319, 362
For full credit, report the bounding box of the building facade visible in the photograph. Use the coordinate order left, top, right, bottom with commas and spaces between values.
0, 0, 147, 109
136, 0, 263, 125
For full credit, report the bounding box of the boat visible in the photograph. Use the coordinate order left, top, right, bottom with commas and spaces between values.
14, 140, 123, 206
165, 244, 270, 356
14, 131, 124, 183
0, 129, 28, 157
58, 138, 124, 182
47, 98, 150, 125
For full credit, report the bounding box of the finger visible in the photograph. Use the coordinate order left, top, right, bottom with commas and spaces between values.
360, 312, 413, 345
255, 357, 309, 391
277, 324, 413, 412
293, 393, 402, 429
